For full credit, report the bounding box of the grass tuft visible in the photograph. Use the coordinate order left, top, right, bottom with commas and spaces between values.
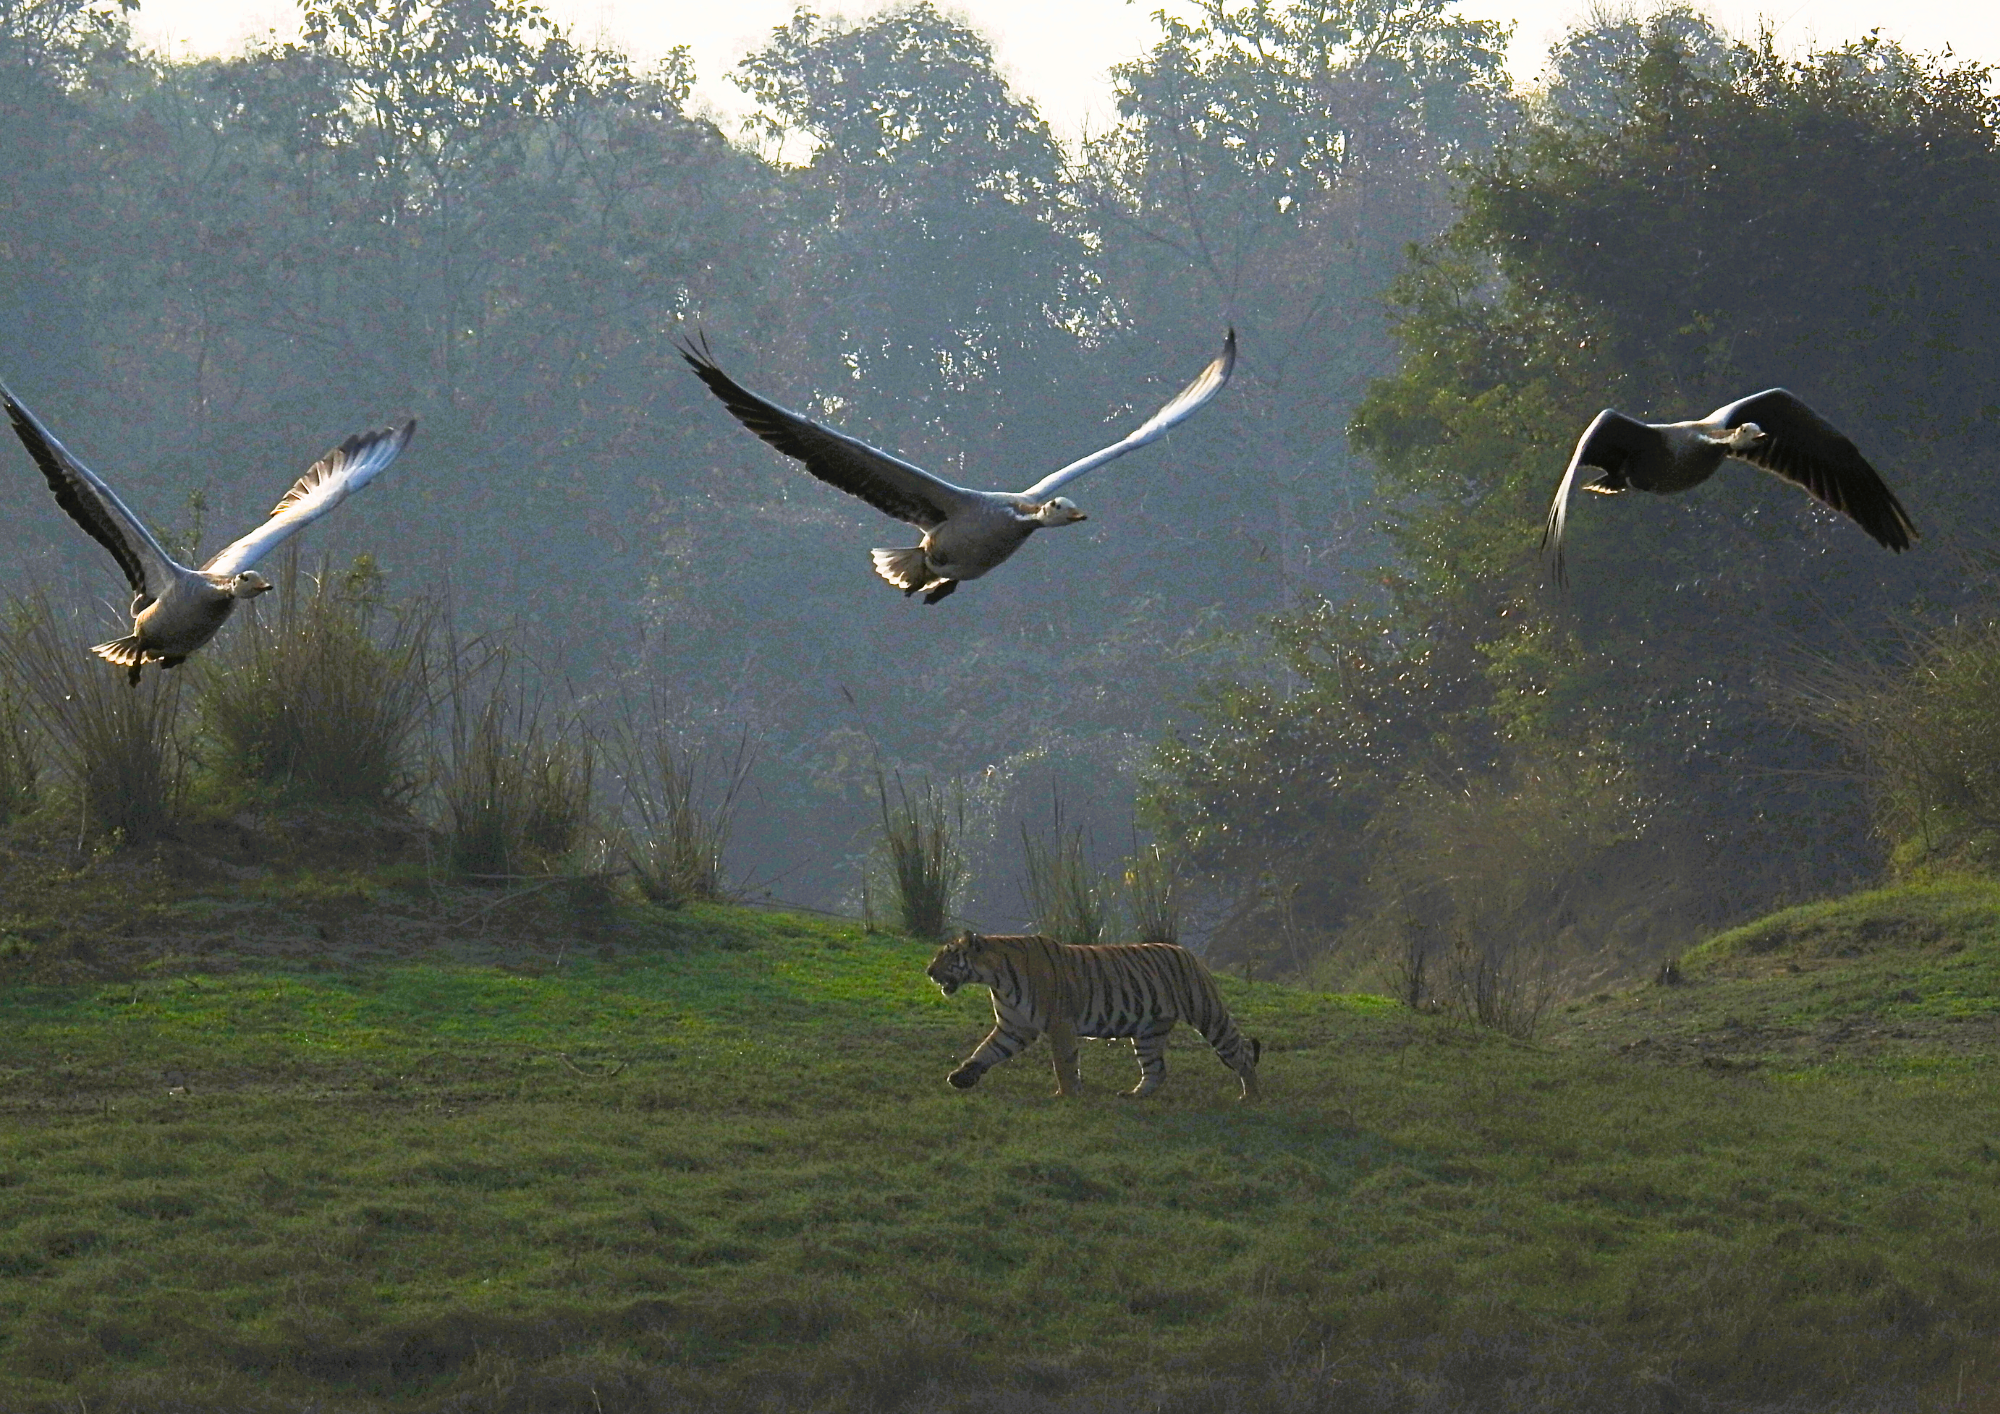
198, 552, 433, 811
1020, 792, 1109, 947
604, 704, 749, 908
1121, 837, 1181, 945
0, 594, 185, 843
435, 645, 594, 878
0, 683, 38, 826
874, 770, 965, 940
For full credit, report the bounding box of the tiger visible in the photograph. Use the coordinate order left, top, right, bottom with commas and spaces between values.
925, 931, 1261, 1101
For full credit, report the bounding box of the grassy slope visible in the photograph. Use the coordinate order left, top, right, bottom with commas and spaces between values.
2, 857, 2000, 1411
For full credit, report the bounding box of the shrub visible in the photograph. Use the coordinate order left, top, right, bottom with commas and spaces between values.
198, 553, 432, 811
0, 686, 39, 826
604, 706, 749, 907
1798, 615, 2000, 867
1020, 794, 1109, 948
0, 595, 184, 843
873, 771, 965, 940
1121, 838, 1181, 946
435, 646, 593, 878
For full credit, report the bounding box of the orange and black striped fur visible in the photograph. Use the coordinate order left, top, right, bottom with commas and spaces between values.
925, 932, 1261, 1100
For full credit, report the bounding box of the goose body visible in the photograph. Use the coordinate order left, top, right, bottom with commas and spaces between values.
2, 382, 415, 681
1542, 388, 1916, 585
681, 330, 1235, 602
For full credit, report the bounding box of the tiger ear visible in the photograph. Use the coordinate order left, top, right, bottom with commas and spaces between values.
955, 930, 981, 950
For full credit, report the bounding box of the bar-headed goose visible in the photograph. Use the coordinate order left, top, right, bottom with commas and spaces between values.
2, 382, 415, 682
681, 331, 1234, 603
1542, 388, 1916, 585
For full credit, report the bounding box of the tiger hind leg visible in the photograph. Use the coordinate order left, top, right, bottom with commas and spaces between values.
1124, 1023, 1173, 1097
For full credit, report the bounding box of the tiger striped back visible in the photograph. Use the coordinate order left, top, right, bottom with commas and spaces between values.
926, 932, 1261, 1101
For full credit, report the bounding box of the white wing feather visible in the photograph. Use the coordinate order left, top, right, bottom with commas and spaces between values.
202, 419, 415, 576
1017, 330, 1236, 501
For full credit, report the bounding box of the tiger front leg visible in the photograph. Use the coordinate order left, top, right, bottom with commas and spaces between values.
947, 1022, 1037, 1091
1046, 1018, 1083, 1098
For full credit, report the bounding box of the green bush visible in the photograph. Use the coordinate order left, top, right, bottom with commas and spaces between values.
1800, 615, 2000, 869
0, 595, 184, 844
1020, 795, 1110, 947
872, 771, 965, 940
604, 708, 748, 907
198, 554, 432, 811
435, 647, 594, 878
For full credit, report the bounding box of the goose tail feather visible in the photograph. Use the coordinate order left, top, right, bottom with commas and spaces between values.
91, 635, 147, 668
91, 635, 150, 685
871, 546, 937, 596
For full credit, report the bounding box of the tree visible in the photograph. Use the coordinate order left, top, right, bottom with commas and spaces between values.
1083, 0, 1514, 612
1156, 15, 2000, 975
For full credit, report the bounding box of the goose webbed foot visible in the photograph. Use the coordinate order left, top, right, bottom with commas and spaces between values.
922, 580, 958, 604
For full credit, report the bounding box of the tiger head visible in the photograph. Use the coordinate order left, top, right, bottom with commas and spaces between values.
926, 931, 989, 997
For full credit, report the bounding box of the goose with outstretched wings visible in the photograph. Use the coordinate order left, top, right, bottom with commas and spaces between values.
2, 381, 415, 682
1542, 388, 1916, 586
680, 330, 1235, 603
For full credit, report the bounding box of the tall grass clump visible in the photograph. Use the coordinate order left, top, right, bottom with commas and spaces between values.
435, 646, 593, 878
1121, 837, 1181, 945
0, 595, 185, 843
199, 553, 432, 810
1440, 923, 1553, 1038
604, 705, 749, 907
0, 686, 39, 826
1354, 756, 1625, 1033
1797, 616, 2000, 867
1021, 793, 1109, 947
873, 770, 965, 939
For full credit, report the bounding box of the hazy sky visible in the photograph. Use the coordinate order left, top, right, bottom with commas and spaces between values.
129, 0, 2000, 147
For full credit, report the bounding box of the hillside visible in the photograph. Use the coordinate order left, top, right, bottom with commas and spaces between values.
1548, 876, 2000, 1075
1, 845, 1999, 1412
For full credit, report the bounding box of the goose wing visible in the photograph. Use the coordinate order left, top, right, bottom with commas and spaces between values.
1710, 389, 1916, 551
1019, 329, 1236, 502
679, 336, 976, 530
2, 380, 181, 597
1541, 408, 1658, 587
202, 419, 416, 576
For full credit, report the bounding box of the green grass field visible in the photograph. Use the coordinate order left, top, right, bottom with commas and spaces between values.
3, 848, 2000, 1411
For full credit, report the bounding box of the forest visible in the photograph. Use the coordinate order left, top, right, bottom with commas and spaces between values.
1, 0, 1997, 998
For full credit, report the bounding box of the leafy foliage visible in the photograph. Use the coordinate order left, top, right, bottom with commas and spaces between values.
1158, 13, 2000, 977
198, 553, 433, 810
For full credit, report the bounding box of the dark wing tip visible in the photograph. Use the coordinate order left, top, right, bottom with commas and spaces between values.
675, 328, 720, 374
344, 418, 416, 461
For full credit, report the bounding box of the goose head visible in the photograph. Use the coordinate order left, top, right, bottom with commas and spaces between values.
1032, 496, 1088, 526
228, 571, 273, 599
1725, 422, 1767, 453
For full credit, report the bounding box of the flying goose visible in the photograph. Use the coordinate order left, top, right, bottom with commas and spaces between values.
1542, 389, 1916, 585
680, 330, 1236, 602
2, 382, 415, 683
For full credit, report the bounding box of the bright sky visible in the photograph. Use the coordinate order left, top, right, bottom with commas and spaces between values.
129, 0, 2000, 147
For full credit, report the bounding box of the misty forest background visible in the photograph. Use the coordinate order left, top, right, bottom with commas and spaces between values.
2, 0, 1998, 992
